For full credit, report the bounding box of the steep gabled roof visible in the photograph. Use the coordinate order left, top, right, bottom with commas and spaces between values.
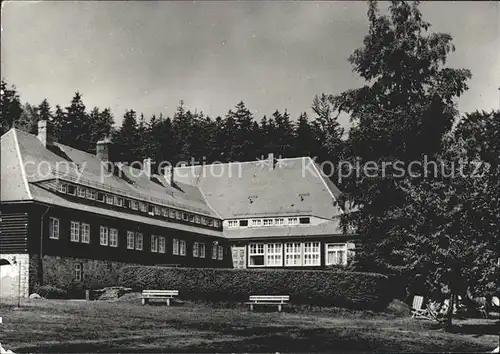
2, 129, 219, 218
1, 129, 32, 202
174, 157, 344, 220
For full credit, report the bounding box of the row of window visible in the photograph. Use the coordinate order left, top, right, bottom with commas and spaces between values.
57, 181, 221, 228
226, 217, 310, 228
247, 242, 347, 267
49, 217, 224, 260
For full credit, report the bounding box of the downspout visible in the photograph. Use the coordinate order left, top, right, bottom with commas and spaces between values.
39, 205, 50, 287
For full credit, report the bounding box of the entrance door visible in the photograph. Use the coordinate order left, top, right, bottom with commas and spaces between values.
231, 246, 246, 269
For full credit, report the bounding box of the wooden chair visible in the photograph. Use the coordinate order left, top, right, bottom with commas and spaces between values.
411, 295, 436, 320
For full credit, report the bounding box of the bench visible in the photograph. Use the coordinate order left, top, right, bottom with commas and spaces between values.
245, 295, 290, 312
141, 290, 179, 306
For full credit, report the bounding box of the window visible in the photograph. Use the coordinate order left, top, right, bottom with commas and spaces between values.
173, 238, 179, 255
180, 240, 186, 256
274, 218, 284, 226
81, 223, 90, 243
239, 220, 248, 227
70, 221, 80, 242
218, 246, 224, 260
212, 244, 218, 259
266, 243, 283, 266
110, 228, 118, 247
304, 242, 320, 266
75, 263, 83, 281
159, 236, 166, 253
249, 243, 265, 266
285, 242, 302, 266
49, 217, 59, 239
208, 219, 214, 227
169, 209, 176, 218
154, 206, 161, 215
228, 220, 239, 228
67, 184, 76, 195
58, 182, 67, 193
135, 233, 143, 250
162, 208, 168, 217
326, 243, 347, 265
97, 192, 105, 202
127, 231, 135, 249
176, 211, 182, 220
299, 217, 310, 224
106, 194, 114, 204
251, 219, 262, 227
77, 187, 86, 198
287, 217, 299, 225
201, 217, 207, 225
214, 220, 221, 228
131, 200, 139, 210
139, 202, 147, 212
115, 196, 123, 207
193, 242, 199, 257
182, 213, 189, 221
263, 219, 273, 226
151, 235, 158, 252
199, 243, 205, 258
100, 226, 109, 246
195, 215, 201, 224
189, 214, 195, 223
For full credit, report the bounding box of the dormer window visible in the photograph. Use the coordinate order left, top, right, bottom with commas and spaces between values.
85, 189, 96, 200
97, 192, 105, 202
169, 209, 175, 218
288, 217, 298, 225
58, 182, 67, 193
239, 220, 248, 227
251, 219, 262, 227
131, 200, 138, 210
274, 218, 284, 226
182, 213, 189, 221
195, 215, 201, 224
299, 217, 311, 224
77, 187, 86, 198
67, 185, 76, 196
115, 196, 123, 207
214, 220, 221, 228
106, 194, 114, 205
162, 208, 168, 217
201, 217, 207, 225
139, 202, 147, 212
228, 220, 239, 228
176, 211, 182, 220
263, 219, 273, 226
188, 214, 195, 223
208, 219, 214, 227
154, 206, 161, 215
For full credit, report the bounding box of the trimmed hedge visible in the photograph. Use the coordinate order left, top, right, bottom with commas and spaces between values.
119, 266, 392, 310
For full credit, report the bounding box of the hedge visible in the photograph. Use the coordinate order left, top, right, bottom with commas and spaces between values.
119, 266, 392, 310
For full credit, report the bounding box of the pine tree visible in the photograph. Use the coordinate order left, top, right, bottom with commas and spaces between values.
294, 112, 318, 158
62, 92, 92, 152
16, 103, 39, 134
0, 79, 23, 135
113, 109, 139, 163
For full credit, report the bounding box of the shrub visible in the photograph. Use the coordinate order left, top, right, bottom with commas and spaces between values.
35, 285, 67, 299
119, 266, 392, 310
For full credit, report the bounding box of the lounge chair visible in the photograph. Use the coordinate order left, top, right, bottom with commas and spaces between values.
411, 295, 437, 321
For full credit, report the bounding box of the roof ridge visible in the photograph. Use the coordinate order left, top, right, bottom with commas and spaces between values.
175, 156, 308, 170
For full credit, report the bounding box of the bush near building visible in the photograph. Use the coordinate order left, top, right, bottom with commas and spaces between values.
119, 266, 392, 310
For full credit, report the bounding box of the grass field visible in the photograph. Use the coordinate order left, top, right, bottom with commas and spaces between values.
0, 297, 498, 353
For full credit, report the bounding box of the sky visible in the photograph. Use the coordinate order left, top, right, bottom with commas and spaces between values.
1, 1, 499, 129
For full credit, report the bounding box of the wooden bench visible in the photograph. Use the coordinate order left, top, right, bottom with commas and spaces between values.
141, 290, 179, 306
245, 295, 290, 312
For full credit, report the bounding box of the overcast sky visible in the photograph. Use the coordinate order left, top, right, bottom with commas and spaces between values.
1, 1, 499, 128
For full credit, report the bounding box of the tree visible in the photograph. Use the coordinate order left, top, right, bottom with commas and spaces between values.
16, 103, 39, 134
88, 107, 114, 154
226, 101, 258, 161
294, 112, 320, 158
59, 92, 92, 152
0, 79, 23, 135
113, 109, 139, 163
322, 0, 471, 296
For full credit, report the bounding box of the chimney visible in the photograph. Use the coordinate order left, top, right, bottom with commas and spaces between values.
143, 158, 152, 178
37, 120, 54, 147
164, 166, 175, 186
96, 137, 111, 162
268, 153, 276, 170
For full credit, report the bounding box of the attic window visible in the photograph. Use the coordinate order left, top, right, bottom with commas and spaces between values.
176, 211, 182, 220
251, 219, 262, 227
201, 216, 207, 225
97, 192, 105, 202
130, 200, 138, 210
154, 206, 161, 215
115, 196, 123, 207
288, 217, 299, 225
239, 220, 248, 227
162, 208, 168, 217
263, 219, 273, 226
208, 219, 214, 227
228, 220, 239, 228
169, 209, 175, 218
182, 213, 189, 221
67, 185, 76, 196
299, 217, 310, 224
139, 202, 147, 212
106, 195, 114, 204
77, 187, 86, 198
58, 183, 67, 193
189, 214, 195, 222
195, 215, 201, 224
214, 220, 221, 228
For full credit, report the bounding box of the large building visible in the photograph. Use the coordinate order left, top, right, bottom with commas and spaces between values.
0, 121, 231, 298
1, 121, 357, 298
175, 155, 357, 269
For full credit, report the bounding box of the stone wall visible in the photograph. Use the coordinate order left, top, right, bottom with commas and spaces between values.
0, 253, 29, 299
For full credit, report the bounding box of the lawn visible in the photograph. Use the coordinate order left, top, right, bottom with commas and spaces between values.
0, 297, 498, 353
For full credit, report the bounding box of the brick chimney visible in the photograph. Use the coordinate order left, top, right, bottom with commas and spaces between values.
143, 158, 152, 178
164, 166, 175, 186
37, 120, 54, 147
268, 153, 277, 170
96, 137, 111, 161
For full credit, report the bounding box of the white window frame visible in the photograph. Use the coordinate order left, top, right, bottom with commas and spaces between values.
100, 226, 109, 246
81, 223, 90, 244
151, 235, 158, 252
180, 240, 186, 256
195, 215, 201, 224
115, 196, 123, 207
159, 236, 166, 253
263, 219, 273, 226
201, 216, 207, 225
75, 263, 82, 281
212, 244, 218, 259
208, 219, 214, 227
162, 208, 169, 217
193, 242, 199, 257
266, 243, 283, 266
67, 184, 76, 196
218, 245, 224, 260
214, 220, 221, 228
135, 233, 143, 250
303, 242, 321, 266
251, 219, 262, 227
285, 242, 302, 267
127, 231, 135, 250
106, 194, 114, 205
274, 218, 284, 226
139, 202, 147, 212
169, 209, 176, 218
58, 182, 67, 193
173, 238, 179, 255
248, 243, 265, 267
154, 206, 161, 215
199, 243, 205, 258
77, 187, 86, 198
227, 220, 239, 228
287, 217, 299, 225
70, 221, 80, 242
131, 200, 139, 210
176, 211, 182, 220
325, 243, 348, 266
49, 217, 59, 239
110, 228, 118, 247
